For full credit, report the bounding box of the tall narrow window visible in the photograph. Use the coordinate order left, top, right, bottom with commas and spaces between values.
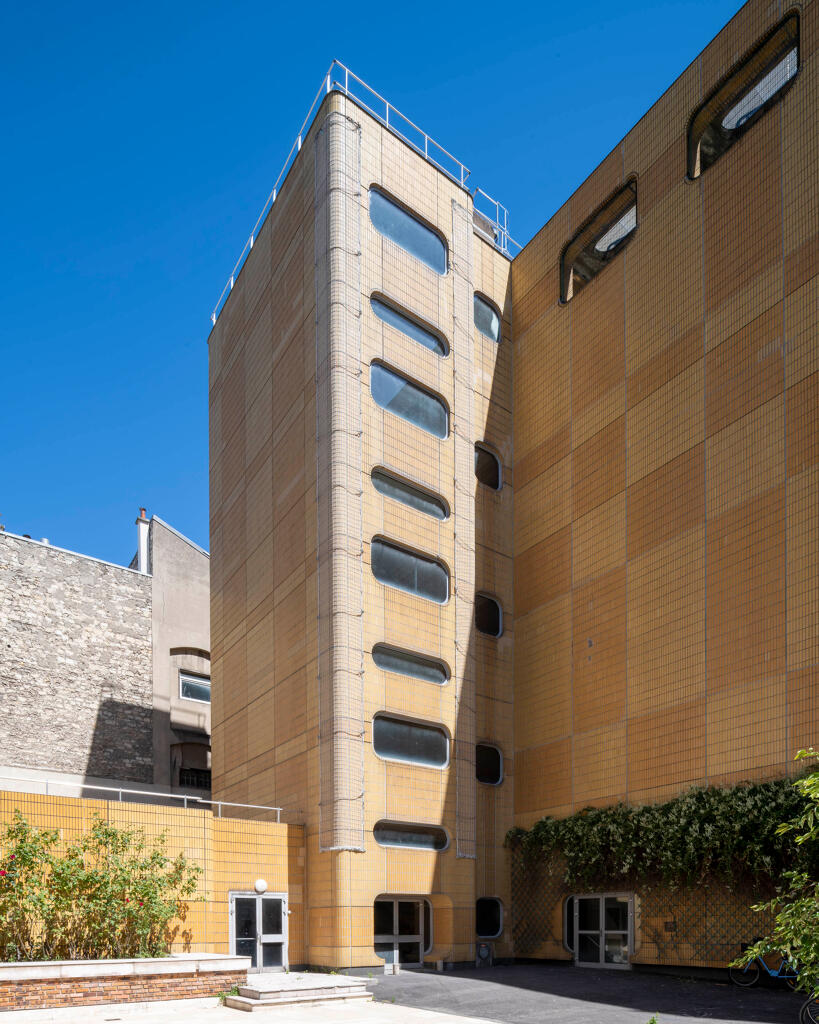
370, 363, 448, 439
371, 469, 449, 520
370, 296, 448, 357
476, 744, 503, 785
475, 444, 502, 490
369, 189, 447, 274
688, 14, 799, 178
371, 538, 449, 604
476, 898, 503, 939
474, 294, 501, 343
372, 644, 449, 686
475, 594, 502, 637
373, 821, 448, 851
373, 715, 449, 767
560, 182, 637, 302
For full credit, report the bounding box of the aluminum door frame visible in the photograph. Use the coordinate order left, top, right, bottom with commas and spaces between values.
228, 891, 289, 972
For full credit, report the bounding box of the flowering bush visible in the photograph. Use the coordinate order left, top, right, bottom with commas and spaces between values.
0, 811, 202, 961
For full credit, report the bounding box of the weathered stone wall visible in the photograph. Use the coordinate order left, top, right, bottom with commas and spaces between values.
0, 534, 153, 783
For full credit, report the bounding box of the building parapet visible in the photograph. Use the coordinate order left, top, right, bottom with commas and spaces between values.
210, 60, 519, 326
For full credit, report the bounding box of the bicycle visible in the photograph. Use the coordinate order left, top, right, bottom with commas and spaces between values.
729, 943, 799, 989
800, 995, 819, 1023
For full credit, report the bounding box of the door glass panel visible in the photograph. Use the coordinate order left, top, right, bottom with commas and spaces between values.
374, 942, 395, 963
604, 896, 629, 932
577, 933, 600, 963
374, 900, 394, 935
577, 897, 600, 931
262, 898, 282, 935
235, 897, 257, 938
398, 941, 421, 964
262, 942, 283, 968
605, 934, 629, 965
236, 937, 257, 967
423, 901, 432, 954
398, 901, 420, 935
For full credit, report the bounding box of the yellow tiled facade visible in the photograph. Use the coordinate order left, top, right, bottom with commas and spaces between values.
209, 0, 818, 971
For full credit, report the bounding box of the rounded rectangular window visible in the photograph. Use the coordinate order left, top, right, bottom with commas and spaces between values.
476, 744, 503, 785
371, 469, 449, 521
370, 363, 448, 439
475, 444, 501, 490
475, 594, 502, 637
372, 715, 448, 768
371, 296, 448, 357
476, 897, 503, 938
371, 538, 449, 604
372, 644, 449, 686
560, 182, 637, 302
369, 189, 447, 275
687, 13, 799, 178
474, 294, 501, 342
374, 821, 448, 851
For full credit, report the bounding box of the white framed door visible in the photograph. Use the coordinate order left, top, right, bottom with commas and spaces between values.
374, 898, 428, 967
229, 891, 288, 972
573, 894, 633, 968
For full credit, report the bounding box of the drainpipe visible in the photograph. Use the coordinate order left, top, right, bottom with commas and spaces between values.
136, 507, 151, 575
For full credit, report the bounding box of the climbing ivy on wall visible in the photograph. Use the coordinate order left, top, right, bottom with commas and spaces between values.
506, 777, 819, 891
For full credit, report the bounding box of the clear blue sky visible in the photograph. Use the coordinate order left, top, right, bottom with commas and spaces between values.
1, 0, 741, 565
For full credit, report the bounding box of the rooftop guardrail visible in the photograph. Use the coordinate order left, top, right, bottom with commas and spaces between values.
0, 774, 287, 822
210, 60, 519, 326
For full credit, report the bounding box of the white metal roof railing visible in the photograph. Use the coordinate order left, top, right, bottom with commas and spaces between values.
210, 60, 519, 326
0, 775, 287, 822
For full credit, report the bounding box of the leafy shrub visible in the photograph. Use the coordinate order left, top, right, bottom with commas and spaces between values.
0, 811, 202, 961
732, 751, 819, 996
507, 775, 818, 891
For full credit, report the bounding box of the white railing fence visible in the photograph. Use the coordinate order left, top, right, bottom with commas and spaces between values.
210, 60, 519, 326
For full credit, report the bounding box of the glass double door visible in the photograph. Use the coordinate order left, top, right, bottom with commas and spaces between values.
374, 898, 427, 967
574, 894, 632, 968
230, 892, 288, 971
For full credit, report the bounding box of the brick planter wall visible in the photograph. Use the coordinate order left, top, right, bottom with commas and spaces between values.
0, 955, 249, 1011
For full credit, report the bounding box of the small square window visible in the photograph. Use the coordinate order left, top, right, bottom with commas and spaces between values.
179, 671, 211, 703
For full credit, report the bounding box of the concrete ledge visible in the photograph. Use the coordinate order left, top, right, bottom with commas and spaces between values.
0, 954, 249, 982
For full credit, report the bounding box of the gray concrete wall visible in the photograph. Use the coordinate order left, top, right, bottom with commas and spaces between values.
0, 533, 153, 784
148, 518, 211, 789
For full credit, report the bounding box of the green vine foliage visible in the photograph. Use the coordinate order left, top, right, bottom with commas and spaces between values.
507, 776, 819, 891
0, 811, 202, 962
732, 751, 819, 997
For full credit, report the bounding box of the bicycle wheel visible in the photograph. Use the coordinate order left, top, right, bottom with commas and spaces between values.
800, 996, 819, 1024
786, 973, 799, 991
729, 961, 761, 987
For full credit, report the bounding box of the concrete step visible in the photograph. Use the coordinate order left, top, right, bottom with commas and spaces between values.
225, 990, 373, 1012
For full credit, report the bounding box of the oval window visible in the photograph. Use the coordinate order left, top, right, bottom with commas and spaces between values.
372, 715, 449, 767
370, 363, 448, 440
369, 190, 447, 275
373, 821, 448, 851
372, 644, 449, 685
371, 469, 448, 521
371, 538, 449, 604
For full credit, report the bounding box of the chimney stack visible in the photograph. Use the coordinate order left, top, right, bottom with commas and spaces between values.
136, 508, 150, 574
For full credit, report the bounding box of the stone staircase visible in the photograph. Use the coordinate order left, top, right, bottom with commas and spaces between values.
224, 972, 372, 1012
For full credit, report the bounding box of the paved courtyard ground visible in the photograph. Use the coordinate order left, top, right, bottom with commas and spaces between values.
368, 963, 806, 1024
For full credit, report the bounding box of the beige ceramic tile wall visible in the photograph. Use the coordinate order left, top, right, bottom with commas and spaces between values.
510, 0, 818, 832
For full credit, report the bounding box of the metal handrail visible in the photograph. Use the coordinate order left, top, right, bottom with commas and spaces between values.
210, 60, 516, 326
0, 775, 285, 823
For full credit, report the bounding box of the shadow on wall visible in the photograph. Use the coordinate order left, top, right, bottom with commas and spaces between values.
85, 698, 153, 787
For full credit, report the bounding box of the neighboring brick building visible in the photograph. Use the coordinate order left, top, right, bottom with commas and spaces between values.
216, 0, 813, 975
0, 513, 211, 794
